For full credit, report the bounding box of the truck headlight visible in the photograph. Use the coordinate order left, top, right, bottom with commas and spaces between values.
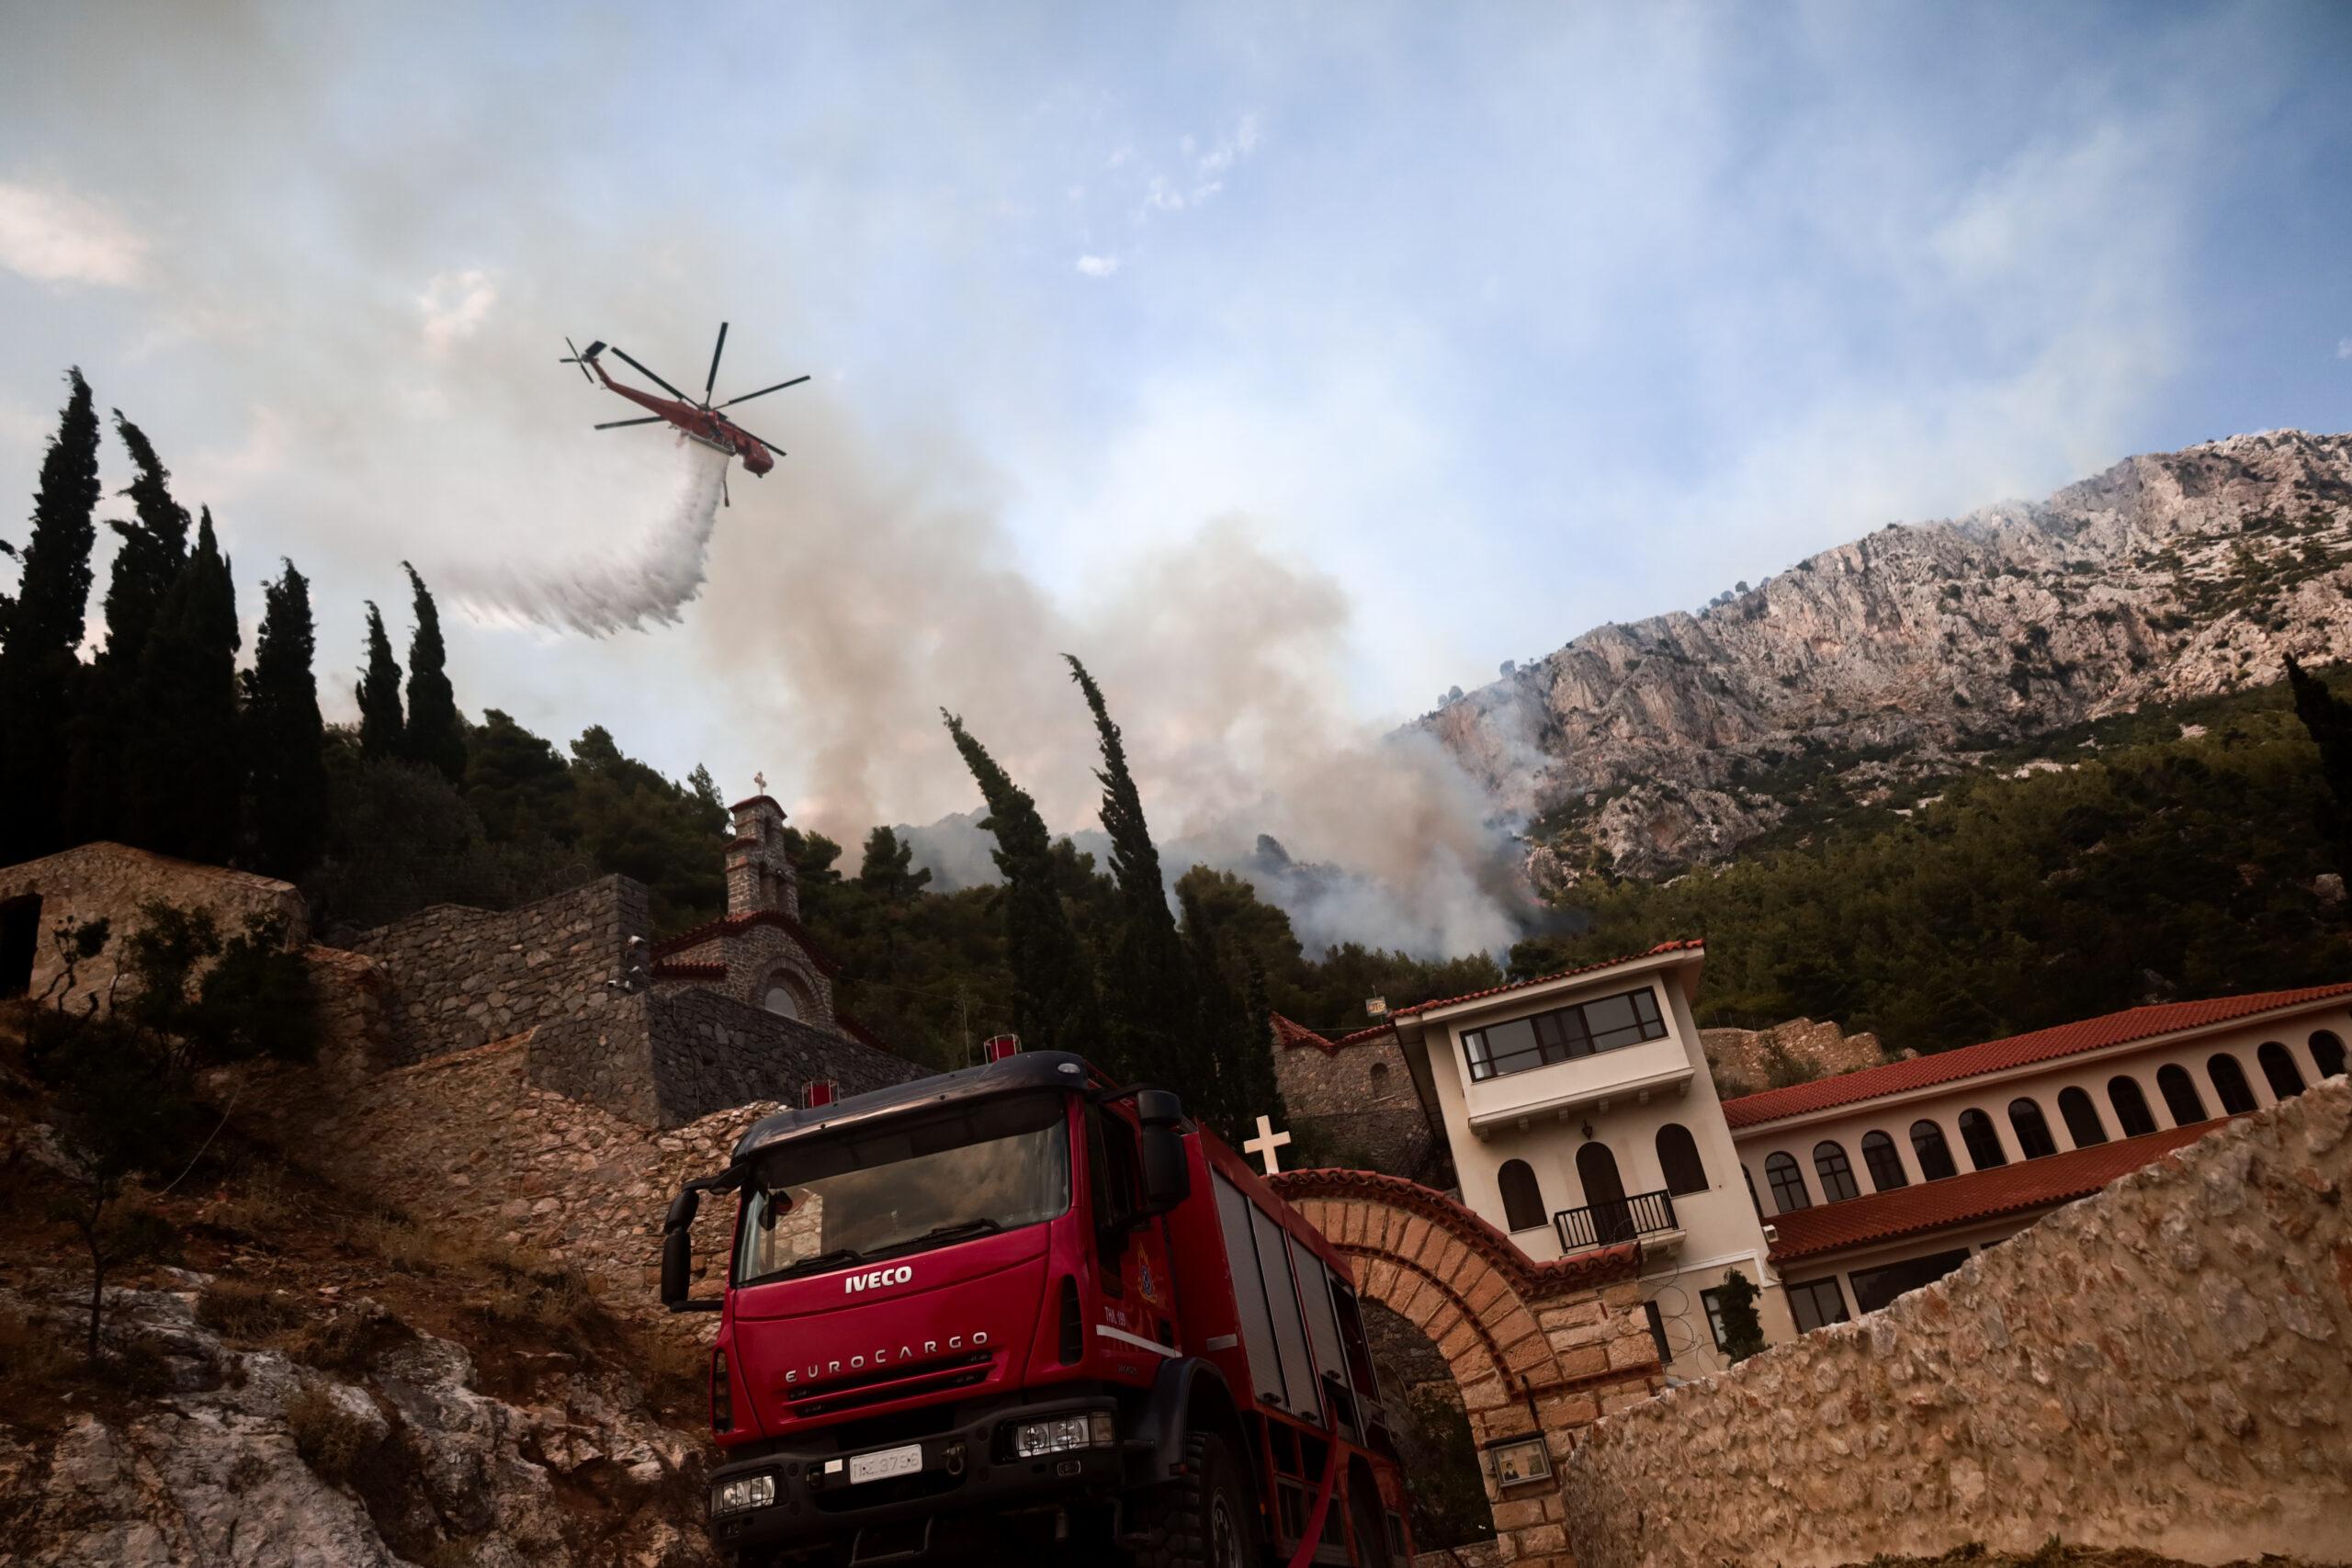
1012, 1412, 1115, 1457
712, 1472, 776, 1516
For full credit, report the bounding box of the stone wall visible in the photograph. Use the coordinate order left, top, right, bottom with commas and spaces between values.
1698, 1017, 1884, 1100
0, 841, 306, 1011
350, 876, 645, 1066
1276, 1024, 1440, 1180
525, 987, 924, 1128
1559, 1077, 2352, 1567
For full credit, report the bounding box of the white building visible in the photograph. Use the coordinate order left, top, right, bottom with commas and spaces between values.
1366, 940, 2350, 1377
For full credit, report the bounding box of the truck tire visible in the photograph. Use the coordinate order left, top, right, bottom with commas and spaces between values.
1131, 1430, 1259, 1568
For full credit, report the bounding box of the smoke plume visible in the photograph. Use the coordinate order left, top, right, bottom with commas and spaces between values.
452, 438, 731, 636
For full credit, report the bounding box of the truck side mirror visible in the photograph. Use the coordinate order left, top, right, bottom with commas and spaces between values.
1135, 1089, 1191, 1215
661, 1186, 722, 1313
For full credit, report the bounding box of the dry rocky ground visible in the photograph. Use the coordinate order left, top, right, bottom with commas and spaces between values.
1840, 1548, 2346, 1568
0, 1026, 718, 1568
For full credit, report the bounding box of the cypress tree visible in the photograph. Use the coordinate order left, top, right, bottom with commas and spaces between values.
942, 709, 1104, 1063
401, 562, 465, 782
124, 511, 242, 863
1066, 656, 1198, 1088
243, 560, 328, 878
0, 368, 102, 863
67, 412, 194, 843
356, 601, 404, 760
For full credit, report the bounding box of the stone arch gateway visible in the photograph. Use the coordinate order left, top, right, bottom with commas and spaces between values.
1272, 1168, 1666, 1568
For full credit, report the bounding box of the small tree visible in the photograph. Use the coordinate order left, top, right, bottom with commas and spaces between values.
1714, 1268, 1768, 1363
33, 913, 111, 1010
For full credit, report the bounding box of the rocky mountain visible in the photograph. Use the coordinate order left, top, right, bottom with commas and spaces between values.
1420, 429, 2352, 882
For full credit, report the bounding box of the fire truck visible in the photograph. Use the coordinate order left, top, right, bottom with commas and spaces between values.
659, 1043, 1415, 1568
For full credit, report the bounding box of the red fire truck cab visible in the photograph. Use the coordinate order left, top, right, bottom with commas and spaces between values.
660, 1047, 1415, 1568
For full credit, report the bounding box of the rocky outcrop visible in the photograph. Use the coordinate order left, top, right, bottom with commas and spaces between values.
0, 1272, 708, 1567
1698, 1018, 1887, 1100
1422, 429, 2352, 877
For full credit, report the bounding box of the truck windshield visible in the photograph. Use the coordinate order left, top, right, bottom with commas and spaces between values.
737, 1091, 1070, 1285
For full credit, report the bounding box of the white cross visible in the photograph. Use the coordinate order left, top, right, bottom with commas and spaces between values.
1243, 1115, 1293, 1177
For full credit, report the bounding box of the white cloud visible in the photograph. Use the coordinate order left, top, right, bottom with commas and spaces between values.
0, 180, 144, 286
1075, 254, 1119, 277
417, 267, 496, 355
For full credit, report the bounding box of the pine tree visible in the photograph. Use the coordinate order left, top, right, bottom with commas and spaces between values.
243, 560, 328, 878
124, 512, 242, 863
1066, 656, 1199, 1089
858, 826, 933, 903
401, 562, 465, 782
67, 412, 194, 843
942, 709, 1105, 1063
2288, 656, 2352, 877
356, 601, 404, 759
0, 368, 103, 863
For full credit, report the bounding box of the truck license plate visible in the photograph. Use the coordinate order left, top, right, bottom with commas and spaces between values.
850, 1444, 923, 1485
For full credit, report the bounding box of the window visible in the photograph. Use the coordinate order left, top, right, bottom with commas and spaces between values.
2156, 1064, 2208, 1125
1956, 1109, 2007, 1170
1764, 1152, 1810, 1213
1909, 1121, 1958, 1181
2312, 1031, 2346, 1081
763, 973, 803, 1021
1460, 986, 1668, 1081
2258, 1042, 2308, 1100
1849, 1247, 1973, 1314
1368, 1061, 1390, 1085
1701, 1287, 1734, 1353
2108, 1076, 2158, 1137
2057, 1088, 2107, 1148
2007, 1099, 2057, 1160
2207, 1054, 2257, 1115
1643, 1299, 1672, 1365
1860, 1131, 1907, 1191
1786, 1276, 1850, 1333
1812, 1141, 1860, 1202
1656, 1123, 1709, 1196
1497, 1159, 1546, 1233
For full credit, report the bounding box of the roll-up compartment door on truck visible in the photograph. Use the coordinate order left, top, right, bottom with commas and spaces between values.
1213, 1170, 1293, 1411
1295, 1246, 1347, 1395
1250, 1199, 1323, 1424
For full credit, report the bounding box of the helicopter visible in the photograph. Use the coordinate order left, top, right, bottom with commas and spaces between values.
560, 322, 806, 503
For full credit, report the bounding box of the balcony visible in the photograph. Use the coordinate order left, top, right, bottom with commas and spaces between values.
1554, 1189, 1679, 1256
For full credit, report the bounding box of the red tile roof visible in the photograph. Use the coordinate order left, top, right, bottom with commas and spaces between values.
1271, 1015, 1396, 1054
1389, 940, 1705, 1020
1767, 1119, 2223, 1262
1722, 983, 2352, 1130
649, 960, 727, 981
650, 908, 842, 978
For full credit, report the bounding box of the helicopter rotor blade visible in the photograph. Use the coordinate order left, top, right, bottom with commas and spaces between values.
594, 416, 666, 430
703, 321, 729, 405
606, 345, 693, 402
562, 336, 594, 383
718, 374, 810, 409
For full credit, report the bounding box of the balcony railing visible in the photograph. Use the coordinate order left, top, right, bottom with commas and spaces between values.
1554, 1189, 1679, 1255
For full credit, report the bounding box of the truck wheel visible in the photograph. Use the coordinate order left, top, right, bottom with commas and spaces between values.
1132, 1431, 1259, 1568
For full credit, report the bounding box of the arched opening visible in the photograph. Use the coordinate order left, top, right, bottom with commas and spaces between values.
1764, 1151, 1810, 1213
1655, 1123, 1708, 1196
1909, 1120, 1958, 1181
2258, 1042, 2308, 1100
2207, 1054, 2258, 1115
2109, 1075, 2158, 1137
0, 894, 40, 998
2156, 1064, 2208, 1125
1577, 1141, 1633, 1242
1812, 1141, 1859, 1201
1956, 1109, 2007, 1170
1860, 1130, 1907, 1191
2057, 1088, 2108, 1148
1496, 1159, 1545, 1234
2313, 1031, 2348, 1081
1358, 1301, 1494, 1557
763, 971, 807, 1021
2007, 1098, 2057, 1159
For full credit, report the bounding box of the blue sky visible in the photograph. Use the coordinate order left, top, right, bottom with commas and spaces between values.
4, 1, 2350, 859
